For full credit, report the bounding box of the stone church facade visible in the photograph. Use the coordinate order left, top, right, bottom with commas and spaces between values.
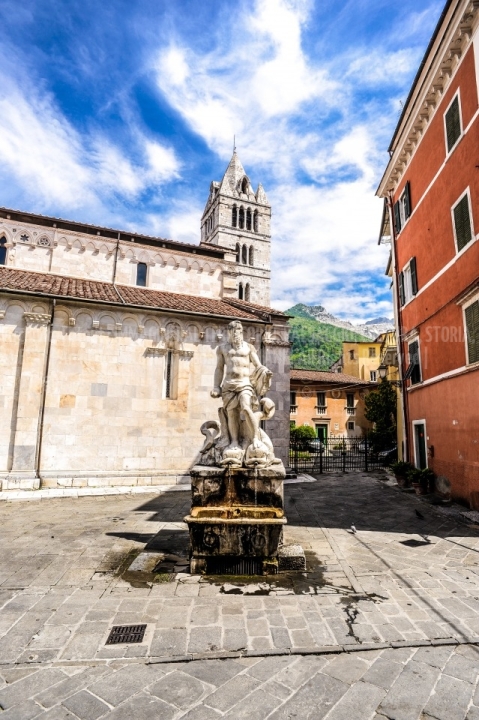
0, 154, 290, 492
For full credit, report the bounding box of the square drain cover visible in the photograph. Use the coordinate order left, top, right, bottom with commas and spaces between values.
106, 624, 147, 645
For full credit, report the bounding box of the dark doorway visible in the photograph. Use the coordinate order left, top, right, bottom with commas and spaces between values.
414, 423, 427, 469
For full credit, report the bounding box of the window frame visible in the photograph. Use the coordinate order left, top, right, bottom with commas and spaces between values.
393, 181, 411, 235
451, 187, 474, 255
346, 392, 355, 408
370, 370, 377, 381
406, 336, 422, 386
399, 256, 418, 306
443, 89, 463, 157
0, 236, 7, 266
368, 347, 376, 358
347, 421, 355, 431
136, 261, 148, 287
462, 291, 479, 366
412, 419, 428, 470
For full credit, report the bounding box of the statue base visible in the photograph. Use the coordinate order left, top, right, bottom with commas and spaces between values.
186, 464, 286, 575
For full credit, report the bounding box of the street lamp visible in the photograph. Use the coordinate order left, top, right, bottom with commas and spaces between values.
378, 364, 388, 380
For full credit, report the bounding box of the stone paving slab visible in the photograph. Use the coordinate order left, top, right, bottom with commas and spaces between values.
0, 471, 479, 717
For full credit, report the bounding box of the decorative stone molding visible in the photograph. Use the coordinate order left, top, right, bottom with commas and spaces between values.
146, 347, 167, 356
23, 312, 51, 325
92, 320, 100, 329
68, 317, 76, 327
0, 311, 5, 320
178, 350, 194, 359
263, 338, 291, 347
199, 331, 205, 340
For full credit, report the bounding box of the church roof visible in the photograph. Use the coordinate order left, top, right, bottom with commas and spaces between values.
0, 267, 284, 323
219, 151, 247, 195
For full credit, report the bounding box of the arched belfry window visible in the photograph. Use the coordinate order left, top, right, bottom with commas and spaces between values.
242, 244, 247, 264
249, 246, 254, 266
241, 177, 248, 194
246, 208, 252, 231
235, 243, 240, 263
253, 210, 258, 232
0, 237, 6, 266
245, 283, 250, 301
238, 283, 244, 300
239, 206, 245, 229
136, 262, 147, 287
232, 205, 237, 227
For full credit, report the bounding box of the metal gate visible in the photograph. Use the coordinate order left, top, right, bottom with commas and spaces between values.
289, 436, 384, 474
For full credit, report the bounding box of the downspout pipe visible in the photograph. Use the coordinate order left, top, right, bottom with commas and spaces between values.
35, 298, 55, 486
387, 192, 409, 462
112, 231, 125, 304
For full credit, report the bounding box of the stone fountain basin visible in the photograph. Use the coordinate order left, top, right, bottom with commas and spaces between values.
184, 506, 286, 523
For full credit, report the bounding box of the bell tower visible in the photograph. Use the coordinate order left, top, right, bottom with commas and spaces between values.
201, 151, 271, 306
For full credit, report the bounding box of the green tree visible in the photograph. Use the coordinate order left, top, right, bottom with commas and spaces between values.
290, 424, 316, 449
364, 380, 397, 451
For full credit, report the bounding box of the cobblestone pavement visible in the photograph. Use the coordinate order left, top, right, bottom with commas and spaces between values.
0, 472, 479, 718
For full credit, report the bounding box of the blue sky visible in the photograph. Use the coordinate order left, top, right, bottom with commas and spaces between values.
0, 0, 443, 321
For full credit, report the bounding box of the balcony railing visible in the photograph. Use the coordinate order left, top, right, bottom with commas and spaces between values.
315, 405, 327, 415
346, 406, 355, 415
290, 405, 298, 414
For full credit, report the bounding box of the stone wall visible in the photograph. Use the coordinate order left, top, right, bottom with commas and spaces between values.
0, 294, 290, 489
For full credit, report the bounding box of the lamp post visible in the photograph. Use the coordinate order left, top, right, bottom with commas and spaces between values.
378, 363, 402, 388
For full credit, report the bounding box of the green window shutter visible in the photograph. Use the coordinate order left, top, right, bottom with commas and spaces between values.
404, 181, 412, 219
399, 272, 405, 306
410, 257, 418, 295
445, 96, 461, 152
454, 194, 472, 251
409, 340, 421, 384
465, 301, 479, 364
394, 201, 401, 234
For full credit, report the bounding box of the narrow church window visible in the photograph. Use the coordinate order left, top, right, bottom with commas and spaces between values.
242, 245, 247, 264
136, 262, 147, 287
232, 205, 237, 227
165, 351, 173, 398
249, 246, 254, 266
241, 177, 248, 194
239, 207, 245, 229
246, 209, 252, 231
238, 283, 244, 300
253, 211, 258, 232
0, 237, 6, 265
245, 283, 250, 301
235, 243, 240, 263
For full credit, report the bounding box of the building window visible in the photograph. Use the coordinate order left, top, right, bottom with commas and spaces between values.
235, 243, 240, 263
290, 391, 297, 413
238, 283, 244, 300
349, 350, 355, 360
369, 347, 376, 358
464, 298, 479, 365
393, 181, 411, 235
136, 262, 147, 287
246, 208, 252, 231
242, 244, 247, 264
346, 393, 354, 408
249, 246, 254, 266
232, 205, 237, 227
165, 351, 173, 398
316, 392, 326, 407
370, 370, 377, 381
444, 93, 462, 154
239, 206, 245, 229
253, 210, 258, 232
347, 421, 355, 431
405, 339, 421, 385
399, 257, 418, 306
245, 283, 250, 301
241, 177, 248, 194
20, 233, 30, 243
452, 191, 473, 253
0, 237, 6, 265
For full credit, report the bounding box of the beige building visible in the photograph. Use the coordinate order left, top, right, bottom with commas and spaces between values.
289, 369, 377, 441
336, 341, 382, 382
0, 155, 290, 492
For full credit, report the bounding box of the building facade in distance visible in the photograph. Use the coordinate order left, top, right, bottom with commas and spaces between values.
0, 154, 289, 492
337, 340, 382, 382
290, 369, 377, 441
377, 0, 479, 507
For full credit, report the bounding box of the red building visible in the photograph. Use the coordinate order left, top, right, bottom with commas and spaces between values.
377, 0, 479, 508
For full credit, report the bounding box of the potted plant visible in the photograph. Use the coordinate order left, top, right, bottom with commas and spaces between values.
391, 461, 413, 487
420, 468, 435, 495
407, 468, 423, 494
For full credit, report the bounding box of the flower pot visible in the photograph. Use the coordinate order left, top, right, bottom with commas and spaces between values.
412, 482, 421, 495
395, 474, 407, 488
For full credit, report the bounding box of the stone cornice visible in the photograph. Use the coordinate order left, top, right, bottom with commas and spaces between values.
23, 312, 51, 325
377, 0, 479, 196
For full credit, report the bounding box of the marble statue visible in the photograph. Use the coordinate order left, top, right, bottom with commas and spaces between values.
199, 320, 280, 468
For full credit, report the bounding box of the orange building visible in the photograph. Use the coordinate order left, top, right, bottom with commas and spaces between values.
377, 0, 479, 507
290, 370, 377, 441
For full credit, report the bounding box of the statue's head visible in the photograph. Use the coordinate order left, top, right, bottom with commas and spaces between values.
227, 320, 243, 346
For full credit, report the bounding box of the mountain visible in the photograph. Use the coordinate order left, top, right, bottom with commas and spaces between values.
287, 303, 394, 341
288, 316, 370, 371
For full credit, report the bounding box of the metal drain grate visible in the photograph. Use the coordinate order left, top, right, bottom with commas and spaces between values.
206, 556, 263, 575
106, 624, 147, 645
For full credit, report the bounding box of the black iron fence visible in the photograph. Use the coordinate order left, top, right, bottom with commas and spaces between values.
289, 436, 392, 474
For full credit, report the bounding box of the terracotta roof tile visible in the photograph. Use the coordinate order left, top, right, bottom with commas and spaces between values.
0, 267, 278, 322
290, 368, 377, 386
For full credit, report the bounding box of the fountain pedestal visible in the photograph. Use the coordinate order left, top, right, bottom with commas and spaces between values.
185, 464, 286, 575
